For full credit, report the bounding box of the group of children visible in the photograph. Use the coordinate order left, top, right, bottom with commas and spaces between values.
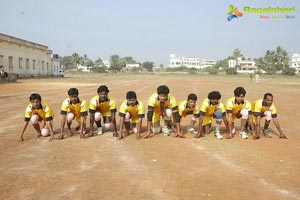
20, 85, 287, 142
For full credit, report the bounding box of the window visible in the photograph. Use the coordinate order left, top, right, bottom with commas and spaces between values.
26, 59, 30, 70
0, 55, 3, 65
42, 61, 45, 71
19, 58, 23, 69
47, 62, 49, 71
0, 55, 3, 71
33, 60, 36, 70
9, 56, 13, 69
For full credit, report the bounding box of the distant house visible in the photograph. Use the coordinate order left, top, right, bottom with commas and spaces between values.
168, 54, 215, 69
152, 66, 161, 72
125, 63, 141, 70
77, 64, 92, 72
291, 53, 300, 73
52, 54, 63, 76
228, 57, 255, 68
103, 60, 110, 68
200, 59, 216, 68
237, 65, 257, 73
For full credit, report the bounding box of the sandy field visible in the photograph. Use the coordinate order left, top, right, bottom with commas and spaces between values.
0, 73, 300, 200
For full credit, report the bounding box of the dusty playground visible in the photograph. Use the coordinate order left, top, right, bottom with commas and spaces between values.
0, 73, 300, 200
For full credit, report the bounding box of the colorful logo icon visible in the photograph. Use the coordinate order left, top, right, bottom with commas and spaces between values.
227, 5, 243, 21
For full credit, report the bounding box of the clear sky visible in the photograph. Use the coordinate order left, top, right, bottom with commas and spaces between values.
1, 0, 299, 65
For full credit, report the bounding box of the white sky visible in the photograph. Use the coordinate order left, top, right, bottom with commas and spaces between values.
1, 0, 299, 65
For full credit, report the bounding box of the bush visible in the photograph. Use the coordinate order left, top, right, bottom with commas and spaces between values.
208, 68, 218, 74
281, 68, 296, 76
201, 67, 218, 74
225, 68, 237, 75
165, 66, 197, 73
91, 66, 107, 73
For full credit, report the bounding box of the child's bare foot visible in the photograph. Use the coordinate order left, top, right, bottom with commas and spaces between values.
67, 129, 73, 137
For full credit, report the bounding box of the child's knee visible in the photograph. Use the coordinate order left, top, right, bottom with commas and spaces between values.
214, 110, 223, 120
240, 109, 249, 119
124, 112, 131, 122
94, 112, 102, 121
67, 112, 75, 123
264, 111, 272, 121
164, 109, 172, 120
30, 114, 39, 124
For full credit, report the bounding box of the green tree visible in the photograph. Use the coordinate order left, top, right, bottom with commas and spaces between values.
257, 46, 289, 74
94, 58, 104, 67
233, 48, 243, 60
263, 50, 275, 73
142, 61, 155, 72
71, 52, 81, 67
213, 57, 231, 70
254, 57, 264, 69
123, 56, 136, 64
118, 58, 127, 70
110, 54, 122, 72
60, 56, 75, 70
274, 46, 289, 71
81, 54, 93, 67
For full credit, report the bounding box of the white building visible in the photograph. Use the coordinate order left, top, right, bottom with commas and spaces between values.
291, 53, 300, 68
168, 54, 214, 69
126, 63, 140, 69
103, 60, 110, 68
200, 59, 216, 68
52, 54, 63, 76
77, 64, 92, 72
228, 57, 255, 68
0, 33, 54, 76
236, 65, 258, 74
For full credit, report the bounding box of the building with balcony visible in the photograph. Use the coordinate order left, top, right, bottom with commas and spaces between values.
168, 54, 215, 69
228, 57, 256, 68
291, 53, 300, 68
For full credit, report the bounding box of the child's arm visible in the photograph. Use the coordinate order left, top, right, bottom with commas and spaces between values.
20, 121, 29, 142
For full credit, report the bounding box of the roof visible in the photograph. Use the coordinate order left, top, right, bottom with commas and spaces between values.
241, 65, 258, 69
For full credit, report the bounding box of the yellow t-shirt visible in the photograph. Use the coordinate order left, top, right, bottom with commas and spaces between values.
119, 99, 145, 121
89, 95, 117, 116
148, 93, 178, 123
200, 98, 226, 117
60, 98, 88, 118
178, 100, 200, 117
24, 101, 54, 122
226, 97, 252, 117
252, 99, 277, 117
148, 93, 178, 114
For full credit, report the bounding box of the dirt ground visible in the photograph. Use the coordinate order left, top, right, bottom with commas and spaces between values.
1, 73, 300, 200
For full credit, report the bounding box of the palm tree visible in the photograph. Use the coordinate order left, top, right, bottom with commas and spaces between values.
110, 54, 121, 72
71, 52, 81, 68
233, 48, 243, 60
275, 46, 289, 70
262, 46, 289, 73
263, 50, 275, 73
